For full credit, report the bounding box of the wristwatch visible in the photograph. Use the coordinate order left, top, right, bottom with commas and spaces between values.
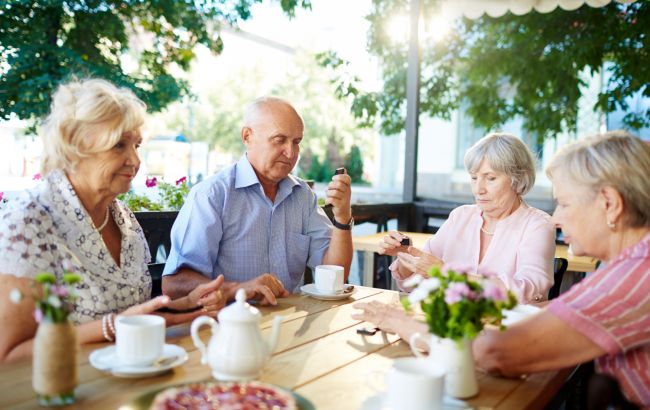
332, 216, 354, 230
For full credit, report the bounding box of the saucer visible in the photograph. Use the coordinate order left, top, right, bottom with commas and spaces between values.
300, 284, 356, 300
89, 344, 188, 378
360, 393, 471, 410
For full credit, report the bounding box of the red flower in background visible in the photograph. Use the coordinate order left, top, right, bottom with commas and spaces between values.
32, 173, 41, 181
0, 192, 4, 201
175, 176, 187, 186
145, 176, 157, 188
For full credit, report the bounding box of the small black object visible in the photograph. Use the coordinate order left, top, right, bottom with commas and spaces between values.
400, 236, 411, 246
155, 305, 203, 314
356, 327, 381, 336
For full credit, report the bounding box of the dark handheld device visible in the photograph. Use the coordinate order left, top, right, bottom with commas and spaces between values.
400, 236, 411, 247
323, 168, 346, 209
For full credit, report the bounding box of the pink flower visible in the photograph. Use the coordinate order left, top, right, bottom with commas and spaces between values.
441, 262, 475, 276
175, 176, 187, 186
145, 176, 157, 187
32, 173, 41, 180
445, 282, 472, 304
0, 192, 3, 201
51, 285, 69, 298
482, 283, 508, 302
33, 308, 43, 323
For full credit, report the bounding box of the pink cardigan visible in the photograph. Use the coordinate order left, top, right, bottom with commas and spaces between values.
393, 204, 556, 303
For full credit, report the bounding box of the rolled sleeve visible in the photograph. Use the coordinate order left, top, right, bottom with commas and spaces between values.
163, 189, 222, 278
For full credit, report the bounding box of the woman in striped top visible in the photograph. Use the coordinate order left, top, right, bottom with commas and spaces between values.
474, 131, 650, 408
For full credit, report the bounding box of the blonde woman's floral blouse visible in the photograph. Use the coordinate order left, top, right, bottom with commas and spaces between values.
0, 170, 151, 324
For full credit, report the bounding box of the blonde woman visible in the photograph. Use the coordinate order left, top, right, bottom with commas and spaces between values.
472, 131, 650, 408
0, 79, 224, 363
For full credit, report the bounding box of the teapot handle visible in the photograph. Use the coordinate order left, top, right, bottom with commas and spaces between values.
191, 316, 218, 365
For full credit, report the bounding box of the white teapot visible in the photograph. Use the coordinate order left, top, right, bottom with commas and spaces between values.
191, 288, 283, 381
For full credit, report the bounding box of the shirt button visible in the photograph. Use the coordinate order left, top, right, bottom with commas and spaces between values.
130, 288, 135, 293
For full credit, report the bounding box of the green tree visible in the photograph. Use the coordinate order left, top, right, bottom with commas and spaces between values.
319, 1, 649, 141
345, 144, 364, 183
0, 0, 311, 124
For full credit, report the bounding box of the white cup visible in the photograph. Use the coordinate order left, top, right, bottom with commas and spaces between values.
314, 265, 344, 294
115, 315, 165, 367
371, 357, 446, 410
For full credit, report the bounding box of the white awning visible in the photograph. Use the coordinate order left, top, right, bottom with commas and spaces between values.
440, 0, 638, 20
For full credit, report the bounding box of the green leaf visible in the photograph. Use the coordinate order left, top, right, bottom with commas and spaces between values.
35, 272, 56, 284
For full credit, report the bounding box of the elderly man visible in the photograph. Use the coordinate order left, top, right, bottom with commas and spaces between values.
162, 97, 353, 305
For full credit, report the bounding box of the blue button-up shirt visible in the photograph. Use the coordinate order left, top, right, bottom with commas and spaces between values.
163, 155, 333, 292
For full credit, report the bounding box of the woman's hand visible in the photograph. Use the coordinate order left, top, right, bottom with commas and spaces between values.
186, 275, 226, 313
378, 231, 410, 257
120, 295, 205, 326
396, 247, 444, 277
351, 301, 426, 342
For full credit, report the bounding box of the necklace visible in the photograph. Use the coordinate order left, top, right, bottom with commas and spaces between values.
95, 208, 110, 232
480, 226, 494, 236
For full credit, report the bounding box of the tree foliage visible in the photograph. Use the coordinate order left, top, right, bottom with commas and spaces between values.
0, 0, 311, 124
319, 1, 649, 141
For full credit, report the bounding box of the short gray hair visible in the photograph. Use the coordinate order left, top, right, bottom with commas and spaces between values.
464, 133, 536, 196
546, 130, 650, 228
40, 78, 146, 174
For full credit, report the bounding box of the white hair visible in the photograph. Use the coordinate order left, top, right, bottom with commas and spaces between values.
464, 133, 537, 196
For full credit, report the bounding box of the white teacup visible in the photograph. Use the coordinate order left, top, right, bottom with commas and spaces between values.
314, 265, 344, 294
370, 357, 446, 410
115, 315, 165, 367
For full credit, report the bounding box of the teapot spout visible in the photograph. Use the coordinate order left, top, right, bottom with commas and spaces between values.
266, 316, 283, 354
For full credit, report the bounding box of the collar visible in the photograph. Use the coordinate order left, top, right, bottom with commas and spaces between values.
234, 154, 301, 193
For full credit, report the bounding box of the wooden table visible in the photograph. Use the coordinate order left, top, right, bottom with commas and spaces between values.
353, 232, 600, 287
0, 287, 574, 410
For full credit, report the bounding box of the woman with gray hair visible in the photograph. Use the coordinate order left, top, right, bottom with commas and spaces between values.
377, 133, 555, 303
0, 79, 224, 363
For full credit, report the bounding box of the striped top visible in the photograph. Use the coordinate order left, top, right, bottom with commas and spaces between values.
548, 233, 650, 407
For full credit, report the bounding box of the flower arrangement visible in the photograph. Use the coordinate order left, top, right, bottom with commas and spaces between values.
402, 266, 517, 341
118, 176, 190, 211
10, 272, 81, 323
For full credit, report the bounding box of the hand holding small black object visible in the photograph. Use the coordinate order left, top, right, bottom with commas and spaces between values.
323, 168, 346, 210
400, 236, 411, 247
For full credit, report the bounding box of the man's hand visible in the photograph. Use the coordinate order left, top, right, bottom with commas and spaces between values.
325, 172, 352, 224
233, 274, 290, 306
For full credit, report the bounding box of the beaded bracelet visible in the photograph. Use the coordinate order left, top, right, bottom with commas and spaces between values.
107, 313, 116, 338
102, 314, 114, 342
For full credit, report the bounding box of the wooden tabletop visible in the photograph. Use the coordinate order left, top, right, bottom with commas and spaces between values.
353, 232, 599, 273
0, 287, 574, 410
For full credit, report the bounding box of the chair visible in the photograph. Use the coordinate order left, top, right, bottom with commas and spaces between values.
548, 257, 569, 300
134, 211, 178, 297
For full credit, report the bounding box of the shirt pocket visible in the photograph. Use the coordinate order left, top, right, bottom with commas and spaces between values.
287, 232, 311, 277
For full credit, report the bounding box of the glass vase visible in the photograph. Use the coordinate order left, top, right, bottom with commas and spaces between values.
32, 320, 78, 406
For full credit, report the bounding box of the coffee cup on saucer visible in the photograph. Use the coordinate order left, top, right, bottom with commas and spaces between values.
115, 315, 165, 367
367, 357, 446, 410
314, 265, 344, 294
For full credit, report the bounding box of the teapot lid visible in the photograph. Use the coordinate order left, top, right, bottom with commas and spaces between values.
218, 288, 260, 323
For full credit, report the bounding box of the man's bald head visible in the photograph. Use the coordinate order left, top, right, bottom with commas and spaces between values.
241, 96, 304, 192
243, 96, 303, 131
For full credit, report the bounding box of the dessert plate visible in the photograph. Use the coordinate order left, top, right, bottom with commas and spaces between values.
300, 284, 356, 300
89, 343, 187, 378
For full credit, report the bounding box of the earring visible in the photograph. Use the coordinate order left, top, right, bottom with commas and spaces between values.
607, 220, 616, 229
